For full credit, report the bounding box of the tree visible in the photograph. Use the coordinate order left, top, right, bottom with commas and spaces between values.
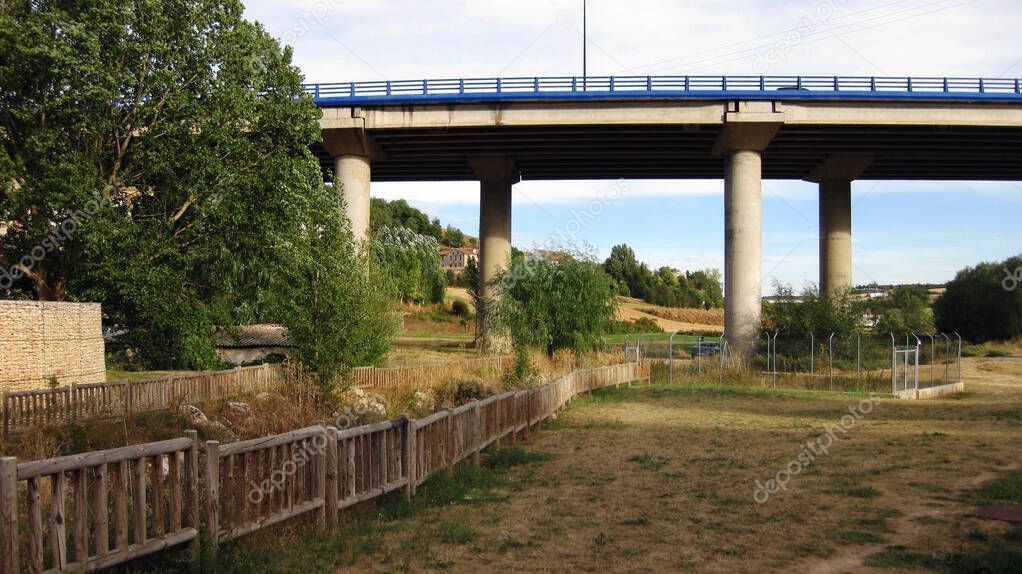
444, 225, 465, 248
875, 286, 934, 334
0, 0, 395, 373
935, 254, 1022, 342
373, 226, 445, 304
491, 252, 617, 358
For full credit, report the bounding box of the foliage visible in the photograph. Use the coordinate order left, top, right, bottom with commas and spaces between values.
935, 254, 1022, 343
872, 286, 934, 334
763, 283, 864, 352
0, 0, 395, 374
443, 225, 465, 248
451, 299, 470, 317
491, 251, 618, 357
369, 198, 443, 240
373, 226, 446, 304
603, 244, 723, 308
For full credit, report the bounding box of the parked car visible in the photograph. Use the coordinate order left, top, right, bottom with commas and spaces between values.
691, 341, 721, 358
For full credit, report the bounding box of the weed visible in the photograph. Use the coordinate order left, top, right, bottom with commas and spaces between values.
628, 453, 669, 471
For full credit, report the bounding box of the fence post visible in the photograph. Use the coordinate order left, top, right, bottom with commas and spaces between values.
316, 427, 327, 527
183, 430, 200, 560
203, 441, 220, 552
125, 379, 133, 417
68, 383, 76, 423
403, 416, 416, 500
324, 426, 338, 527
2, 392, 8, 443
472, 402, 482, 467
1, 457, 18, 574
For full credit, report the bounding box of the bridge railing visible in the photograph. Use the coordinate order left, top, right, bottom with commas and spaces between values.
305, 75, 1022, 103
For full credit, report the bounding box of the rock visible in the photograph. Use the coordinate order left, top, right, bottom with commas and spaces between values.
227, 401, 250, 415
345, 387, 388, 417
414, 390, 435, 412
255, 392, 277, 402
179, 404, 208, 425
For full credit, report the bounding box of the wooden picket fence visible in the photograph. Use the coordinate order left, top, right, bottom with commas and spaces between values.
2, 364, 283, 439
0, 362, 649, 573
350, 356, 509, 389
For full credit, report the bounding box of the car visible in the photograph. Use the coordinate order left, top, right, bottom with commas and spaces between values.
691, 341, 721, 358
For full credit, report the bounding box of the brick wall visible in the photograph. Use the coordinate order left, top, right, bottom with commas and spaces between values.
0, 301, 105, 392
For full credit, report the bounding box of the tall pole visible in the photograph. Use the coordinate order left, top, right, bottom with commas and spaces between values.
582, 1, 587, 88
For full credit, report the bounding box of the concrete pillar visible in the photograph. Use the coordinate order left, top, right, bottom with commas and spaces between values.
479, 179, 513, 304
469, 156, 519, 351
724, 150, 764, 360
334, 155, 371, 243
819, 180, 853, 298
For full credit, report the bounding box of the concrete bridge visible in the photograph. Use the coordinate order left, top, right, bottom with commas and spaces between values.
311, 75, 1022, 356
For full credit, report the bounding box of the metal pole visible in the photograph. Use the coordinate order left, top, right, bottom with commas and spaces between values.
955, 332, 962, 383
856, 332, 861, 383
890, 332, 896, 395
772, 331, 779, 389
927, 334, 935, 388
719, 334, 726, 387
582, 0, 587, 88
668, 331, 677, 385
942, 333, 951, 384
810, 332, 815, 375
828, 333, 835, 391
697, 334, 704, 372
911, 333, 921, 391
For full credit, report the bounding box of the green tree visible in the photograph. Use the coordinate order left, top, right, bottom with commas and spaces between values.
491, 252, 617, 358
444, 225, 465, 248
373, 226, 445, 304
935, 255, 1022, 342
0, 0, 395, 374
875, 286, 934, 334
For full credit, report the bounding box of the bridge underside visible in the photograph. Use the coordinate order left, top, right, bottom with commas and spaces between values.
314, 97, 1022, 358
314, 123, 1022, 182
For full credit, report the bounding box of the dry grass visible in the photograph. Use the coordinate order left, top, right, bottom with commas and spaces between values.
637, 305, 725, 327
237, 356, 1020, 574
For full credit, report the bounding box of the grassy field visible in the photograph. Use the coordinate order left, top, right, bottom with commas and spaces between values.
147, 356, 1021, 573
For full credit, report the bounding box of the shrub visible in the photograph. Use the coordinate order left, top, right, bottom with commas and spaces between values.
451, 299, 470, 317
935, 254, 1022, 343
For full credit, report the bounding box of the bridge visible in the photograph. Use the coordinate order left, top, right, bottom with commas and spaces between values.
310, 75, 1022, 356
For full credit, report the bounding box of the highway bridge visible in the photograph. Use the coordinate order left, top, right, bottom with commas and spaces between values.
310, 75, 1022, 355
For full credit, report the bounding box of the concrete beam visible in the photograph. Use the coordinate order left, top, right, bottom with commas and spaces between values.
712, 103, 783, 156
804, 155, 874, 183
724, 150, 764, 360
321, 126, 387, 160
776, 101, 1022, 127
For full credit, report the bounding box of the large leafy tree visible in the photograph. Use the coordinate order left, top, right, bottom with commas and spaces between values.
935, 254, 1022, 343
0, 0, 395, 372
491, 251, 617, 358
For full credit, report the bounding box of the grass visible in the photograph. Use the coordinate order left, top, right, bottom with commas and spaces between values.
85, 357, 1022, 572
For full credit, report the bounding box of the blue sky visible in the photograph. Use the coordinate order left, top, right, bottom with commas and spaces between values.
245, 0, 1022, 292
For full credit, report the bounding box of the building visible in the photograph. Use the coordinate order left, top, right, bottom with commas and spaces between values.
440, 247, 478, 272
214, 324, 294, 365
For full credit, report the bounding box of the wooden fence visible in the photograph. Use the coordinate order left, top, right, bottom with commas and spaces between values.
350, 356, 509, 389
2, 364, 283, 439
0, 362, 648, 573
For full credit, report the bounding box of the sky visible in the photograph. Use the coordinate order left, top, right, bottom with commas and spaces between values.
243, 0, 1022, 293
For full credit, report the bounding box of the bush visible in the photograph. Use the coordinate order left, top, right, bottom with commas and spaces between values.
451, 299, 470, 317
935, 254, 1022, 343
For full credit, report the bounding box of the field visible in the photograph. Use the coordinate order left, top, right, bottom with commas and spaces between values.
616, 297, 724, 334
167, 356, 1022, 573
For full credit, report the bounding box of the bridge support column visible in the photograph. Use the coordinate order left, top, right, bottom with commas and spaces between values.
334, 155, 371, 243
805, 155, 872, 299
819, 180, 853, 298
724, 150, 764, 361
470, 156, 519, 352
714, 112, 781, 361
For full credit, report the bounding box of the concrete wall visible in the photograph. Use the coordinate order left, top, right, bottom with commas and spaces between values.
895, 382, 965, 400
0, 301, 105, 392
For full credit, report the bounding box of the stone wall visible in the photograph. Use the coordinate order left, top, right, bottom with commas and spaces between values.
0, 301, 105, 392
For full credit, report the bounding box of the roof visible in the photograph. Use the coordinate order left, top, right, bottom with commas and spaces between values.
214, 324, 294, 348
